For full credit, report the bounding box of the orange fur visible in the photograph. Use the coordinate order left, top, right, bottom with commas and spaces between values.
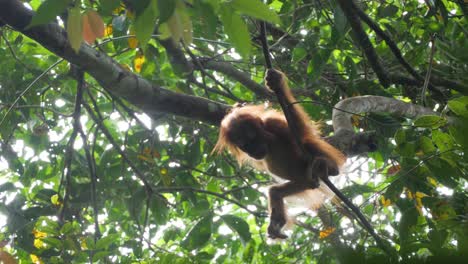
213, 69, 346, 239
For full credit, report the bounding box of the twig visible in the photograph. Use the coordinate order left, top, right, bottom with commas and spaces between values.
75, 71, 101, 240
353, 3, 422, 82
83, 94, 153, 195
58, 67, 83, 222
154, 186, 265, 217
0, 59, 63, 127
336, 0, 390, 87
259, 22, 273, 69
421, 35, 436, 105
0, 103, 72, 117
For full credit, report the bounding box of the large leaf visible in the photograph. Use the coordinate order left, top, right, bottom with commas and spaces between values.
29, 0, 72, 27
67, 7, 82, 53
230, 0, 280, 25
181, 213, 213, 250
448, 96, 468, 118
221, 214, 252, 244
414, 115, 446, 129
219, 5, 251, 58
135, 0, 158, 47
158, 0, 176, 23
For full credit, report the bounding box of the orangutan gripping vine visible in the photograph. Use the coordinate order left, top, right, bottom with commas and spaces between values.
213, 69, 346, 239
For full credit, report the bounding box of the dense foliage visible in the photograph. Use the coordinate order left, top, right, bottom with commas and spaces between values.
0, 0, 467, 263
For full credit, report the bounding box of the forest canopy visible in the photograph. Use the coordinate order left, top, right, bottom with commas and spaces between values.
0, 0, 467, 263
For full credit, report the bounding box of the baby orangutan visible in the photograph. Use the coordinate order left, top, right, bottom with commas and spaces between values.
213, 69, 345, 239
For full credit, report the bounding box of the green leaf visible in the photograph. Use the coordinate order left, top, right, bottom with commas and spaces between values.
397, 200, 419, 244
96, 234, 119, 250
219, 6, 251, 58
135, 0, 158, 47
419, 136, 436, 154
414, 115, 446, 129
334, 6, 347, 37
292, 47, 307, 64
29, 0, 72, 27
221, 214, 252, 244
432, 130, 453, 151
384, 179, 404, 201
426, 159, 459, 188
100, 0, 121, 16
448, 96, 468, 118
307, 48, 332, 80
181, 214, 213, 250
127, 187, 146, 220
341, 184, 375, 198
150, 195, 169, 225
194, 1, 217, 39
231, 0, 280, 25
449, 122, 468, 149
158, 0, 176, 23
394, 129, 406, 145
67, 7, 82, 53
344, 56, 357, 79
378, 4, 399, 18
92, 251, 111, 262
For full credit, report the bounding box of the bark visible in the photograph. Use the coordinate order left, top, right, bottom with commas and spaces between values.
333, 95, 438, 134
0, 0, 227, 125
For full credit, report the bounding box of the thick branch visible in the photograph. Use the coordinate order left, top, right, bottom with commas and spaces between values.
200, 59, 273, 98
0, 0, 411, 158
354, 3, 468, 95
333, 95, 437, 134
158, 38, 194, 76
336, 0, 390, 87
0, 0, 227, 125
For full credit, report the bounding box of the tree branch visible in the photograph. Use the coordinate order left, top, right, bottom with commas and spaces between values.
332, 95, 439, 134
336, 0, 390, 87
200, 58, 273, 98
0, 0, 227, 125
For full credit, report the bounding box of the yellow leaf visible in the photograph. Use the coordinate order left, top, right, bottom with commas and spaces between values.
319, 227, 336, 239
30, 254, 43, 264
32, 229, 47, 238
120, 64, 132, 71
427, 177, 437, 186
133, 53, 145, 73
351, 114, 360, 127
128, 28, 138, 49
67, 7, 82, 53
82, 10, 105, 44
137, 154, 153, 163
113, 6, 125, 15
380, 196, 392, 207
126, 9, 135, 19
104, 24, 113, 37
415, 192, 427, 199
50, 194, 61, 206
80, 238, 88, 250
143, 147, 151, 155
160, 167, 171, 186
33, 239, 44, 249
